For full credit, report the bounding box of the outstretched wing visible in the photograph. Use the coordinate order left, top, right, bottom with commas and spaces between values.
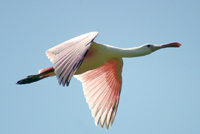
75, 58, 123, 129
46, 32, 98, 86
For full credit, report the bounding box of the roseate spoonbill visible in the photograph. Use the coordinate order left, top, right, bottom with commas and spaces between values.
17, 32, 181, 129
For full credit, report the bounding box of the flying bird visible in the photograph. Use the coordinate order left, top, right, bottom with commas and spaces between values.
17, 32, 181, 129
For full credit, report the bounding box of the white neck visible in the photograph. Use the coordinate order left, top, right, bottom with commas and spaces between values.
105, 45, 152, 58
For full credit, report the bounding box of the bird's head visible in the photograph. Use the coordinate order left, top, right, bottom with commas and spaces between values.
133, 42, 181, 57
144, 42, 181, 53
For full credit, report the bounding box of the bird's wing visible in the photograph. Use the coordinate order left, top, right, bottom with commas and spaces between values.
74, 58, 123, 129
46, 32, 98, 86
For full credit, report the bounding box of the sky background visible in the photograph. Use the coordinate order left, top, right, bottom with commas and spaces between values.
1, 0, 200, 134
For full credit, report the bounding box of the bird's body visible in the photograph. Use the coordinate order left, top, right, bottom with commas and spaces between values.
75, 42, 111, 74
17, 32, 181, 129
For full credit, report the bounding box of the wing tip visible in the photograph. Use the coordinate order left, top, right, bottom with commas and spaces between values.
89, 31, 98, 34
88, 31, 99, 40
46, 51, 55, 62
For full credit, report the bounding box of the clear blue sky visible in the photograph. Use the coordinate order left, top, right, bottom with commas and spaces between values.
1, 0, 200, 134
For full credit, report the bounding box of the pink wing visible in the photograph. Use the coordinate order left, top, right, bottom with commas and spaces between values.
75, 58, 123, 129
46, 32, 98, 86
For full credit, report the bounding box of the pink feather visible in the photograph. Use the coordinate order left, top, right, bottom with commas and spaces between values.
75, 58, 123, 129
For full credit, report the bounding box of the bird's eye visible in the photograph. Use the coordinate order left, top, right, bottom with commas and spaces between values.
147, 45, 151, 47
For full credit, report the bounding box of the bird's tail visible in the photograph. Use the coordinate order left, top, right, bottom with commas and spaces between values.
17, 67, 55, 85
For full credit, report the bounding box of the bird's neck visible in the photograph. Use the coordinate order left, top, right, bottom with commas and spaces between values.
106, 46, 151, 58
